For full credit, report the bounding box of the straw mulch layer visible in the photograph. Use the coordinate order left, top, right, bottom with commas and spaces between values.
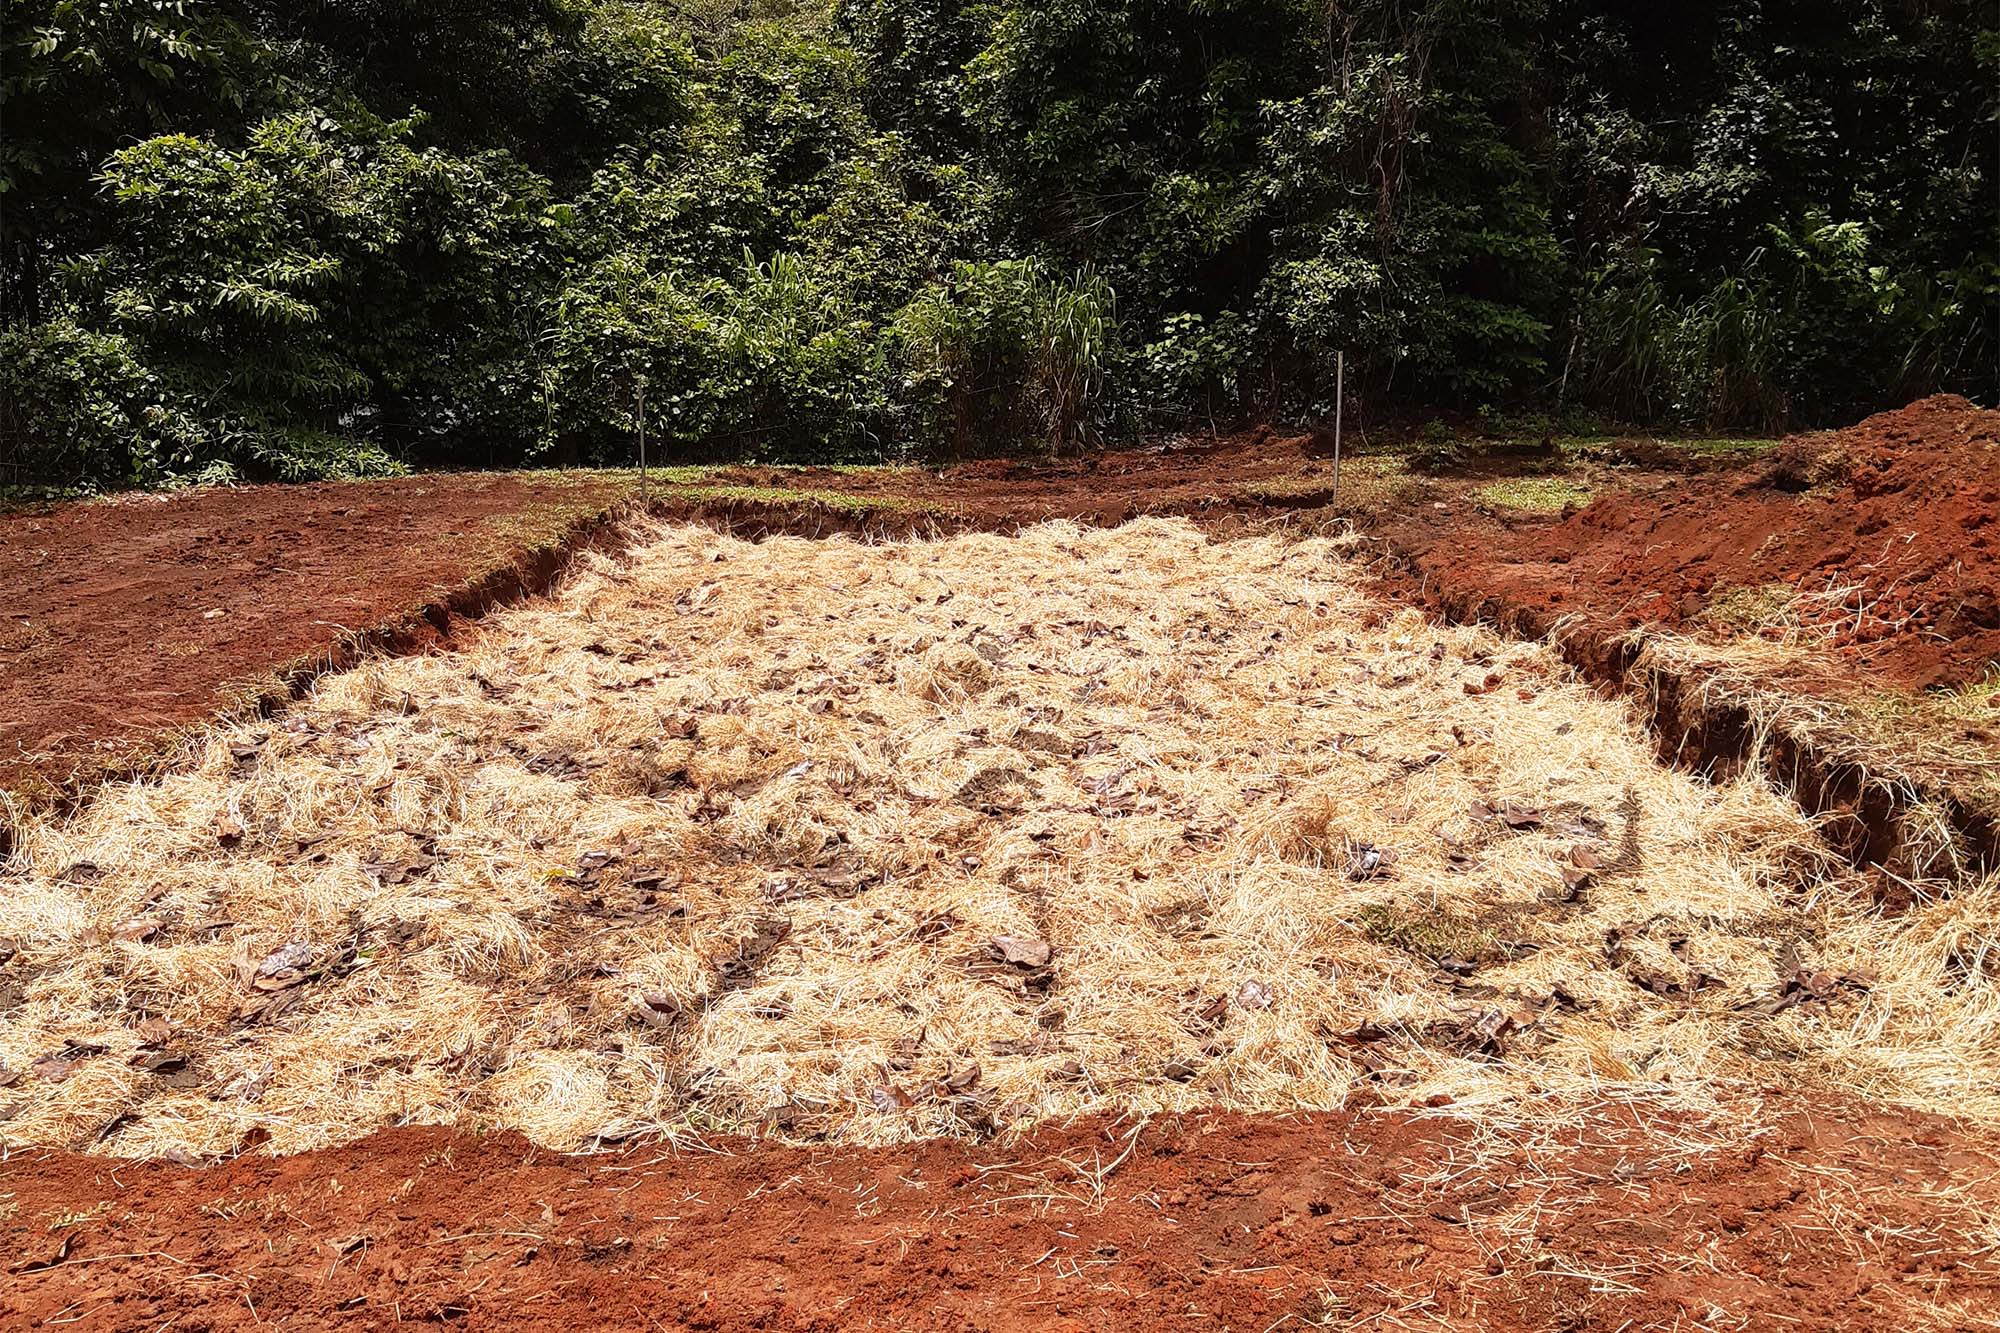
3, 519, 1994, 1158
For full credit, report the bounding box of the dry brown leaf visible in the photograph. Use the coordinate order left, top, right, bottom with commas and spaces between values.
1462, 672, 1504, 696
989, 935, 1051, 968
257, 940, 313, 979
634, 992, 682, 1030
32, 1053, 78, 1082
868, 1084, 914, 1112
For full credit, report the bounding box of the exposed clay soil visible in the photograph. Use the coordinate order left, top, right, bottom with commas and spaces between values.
0, 473, 630, 803
1378, 396, 2000, 690
6, 1096, 1997, 1331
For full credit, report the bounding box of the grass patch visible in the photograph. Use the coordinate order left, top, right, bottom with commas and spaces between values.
1545, 434, 1781, 458
1354, 903, 1498, 965
1475, 477, 1594, 513
1672, 436, 1783, 459
643, 465, 731, 486
1234, 458, 1412, 508
815, 462, 921, 477
660, 482, 941, 515
1701, 582, 1798, 634
1234, 473, 1340, 505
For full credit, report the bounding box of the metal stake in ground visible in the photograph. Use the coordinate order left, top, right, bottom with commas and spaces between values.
1332, 349, 1344, 504
636, 374, 648, 502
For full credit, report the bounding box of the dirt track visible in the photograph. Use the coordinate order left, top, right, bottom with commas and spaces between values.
6, 1096, 1996, 1331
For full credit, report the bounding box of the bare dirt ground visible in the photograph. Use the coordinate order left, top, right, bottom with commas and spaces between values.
1365, 396, 2000, 692
0, 471, 632, 806
6, 1096, 1997, 1331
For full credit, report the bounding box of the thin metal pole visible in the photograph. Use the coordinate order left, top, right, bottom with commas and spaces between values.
637, 376, 648, 502
1332, 349, 1344, 503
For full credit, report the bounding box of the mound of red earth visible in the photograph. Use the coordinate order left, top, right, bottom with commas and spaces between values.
1411, 395, 2000, 689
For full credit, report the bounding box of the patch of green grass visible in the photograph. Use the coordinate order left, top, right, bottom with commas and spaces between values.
1235, 458, 1411, 507
815, 462, 921, 477
1233, 473, 1339, 504
1541, 434, 1781, 465
1354, 903, 1498, 964
1673, 436, 1783, 459
1475, 477, 1594, 513
638, 461, 915, 482
1544, 432, 1781, 457
660, 483, 940, 515
645, 465, 731, 486
1701, 582, 1797, 633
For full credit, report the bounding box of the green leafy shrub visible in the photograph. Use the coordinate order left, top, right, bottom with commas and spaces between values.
1128, 311, 1253, 430
0, 317, 209, 489
893, 259, 1115, 453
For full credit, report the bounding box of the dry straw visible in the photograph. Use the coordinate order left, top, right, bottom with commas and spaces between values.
1, 518, 1994, 1158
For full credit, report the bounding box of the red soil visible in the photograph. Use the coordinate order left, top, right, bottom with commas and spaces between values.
0, 473, 631, 804
5, 1096, 1995, 1331
1393, 396, 2000, 689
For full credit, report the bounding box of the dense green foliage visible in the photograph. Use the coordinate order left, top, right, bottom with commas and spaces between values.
2, 0, 1992, 486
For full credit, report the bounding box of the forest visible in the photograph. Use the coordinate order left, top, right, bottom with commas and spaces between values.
2, 0, 1993, 487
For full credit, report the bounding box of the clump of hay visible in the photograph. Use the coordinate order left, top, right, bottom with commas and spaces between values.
1, 517, 1993, 1159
